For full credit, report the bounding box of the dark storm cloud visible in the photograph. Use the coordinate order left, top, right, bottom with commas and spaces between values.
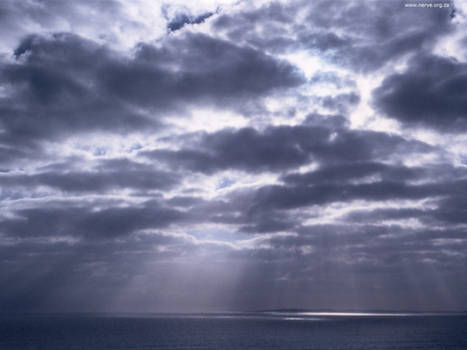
250, 181, 436, 211
373, 53, 467, 131
167, 11, 214, 32
166, 196, 206, 208
434, 195, 467, 224
0, 199, 184, 239
144, 126, 316, 173
240, 209, 297, 233
168, 162, 456, 237
0, 33, 154, 159
144, 120, 430, 174
282, 162, 424, 185
0, 158, 179, 193
131, 32, 304, 107
283, 158, 466, 189
142, 116, 437, 235
222, 162, 467, 234
212, 0, 454, 71
248, 176, 467, 216
341, 184, 467, 227
345, 207, 430, 223
0, 31, 304, 163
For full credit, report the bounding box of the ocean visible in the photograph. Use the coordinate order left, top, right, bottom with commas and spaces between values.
0, 313, 466, 349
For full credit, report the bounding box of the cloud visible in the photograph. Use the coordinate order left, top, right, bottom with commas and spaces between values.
434, 195, 467, 224
167, 11, 214, 32
0, 0, 167, 53
0, 31, 304, 165
283, 161, 425, 186
343, 183, 467, 226
143, 118, 431, 174
250, 181, 434, 212
0, 33, 155, 162
144, 126, 316, 173
302, 0, 454, 71
211, 0, 455, 71
0, 158, 180, 193
373, 53, 467, 131
0, 199, 185, 239
132, 32, 305, 107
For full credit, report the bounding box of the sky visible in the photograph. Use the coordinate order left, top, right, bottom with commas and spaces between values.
0, 0, 467, 313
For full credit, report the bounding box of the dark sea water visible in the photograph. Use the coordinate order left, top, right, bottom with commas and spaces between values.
1, 313, 466, 350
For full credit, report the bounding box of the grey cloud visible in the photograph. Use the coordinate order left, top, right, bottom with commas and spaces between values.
166, 196, 206, 208
239, 173, 467, 233
435, 195, 467, 224
0, 200, 184, 239
139, 118, 437, 237
144, 121, 429, 174
167, 12, 214, 32
0, 33, 154, 159
318, 92, 360, 113
131, 32, 304, 107
301, 0, 454, 71
373, 53, 467, 131
432, 195, 467, 224
181, 164, 447, 235
213, 2, 296, 54
144, 126, 316, 173
212, 0, 454, 71
0, 158, 179, 193
240, 210, 297, 233
283, 162, 425, 186
345, 208, 430, 223
343, 190, 467, 227
250, 181, 438, 211
0, 31, 304, 164
0, 0, 156, 54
